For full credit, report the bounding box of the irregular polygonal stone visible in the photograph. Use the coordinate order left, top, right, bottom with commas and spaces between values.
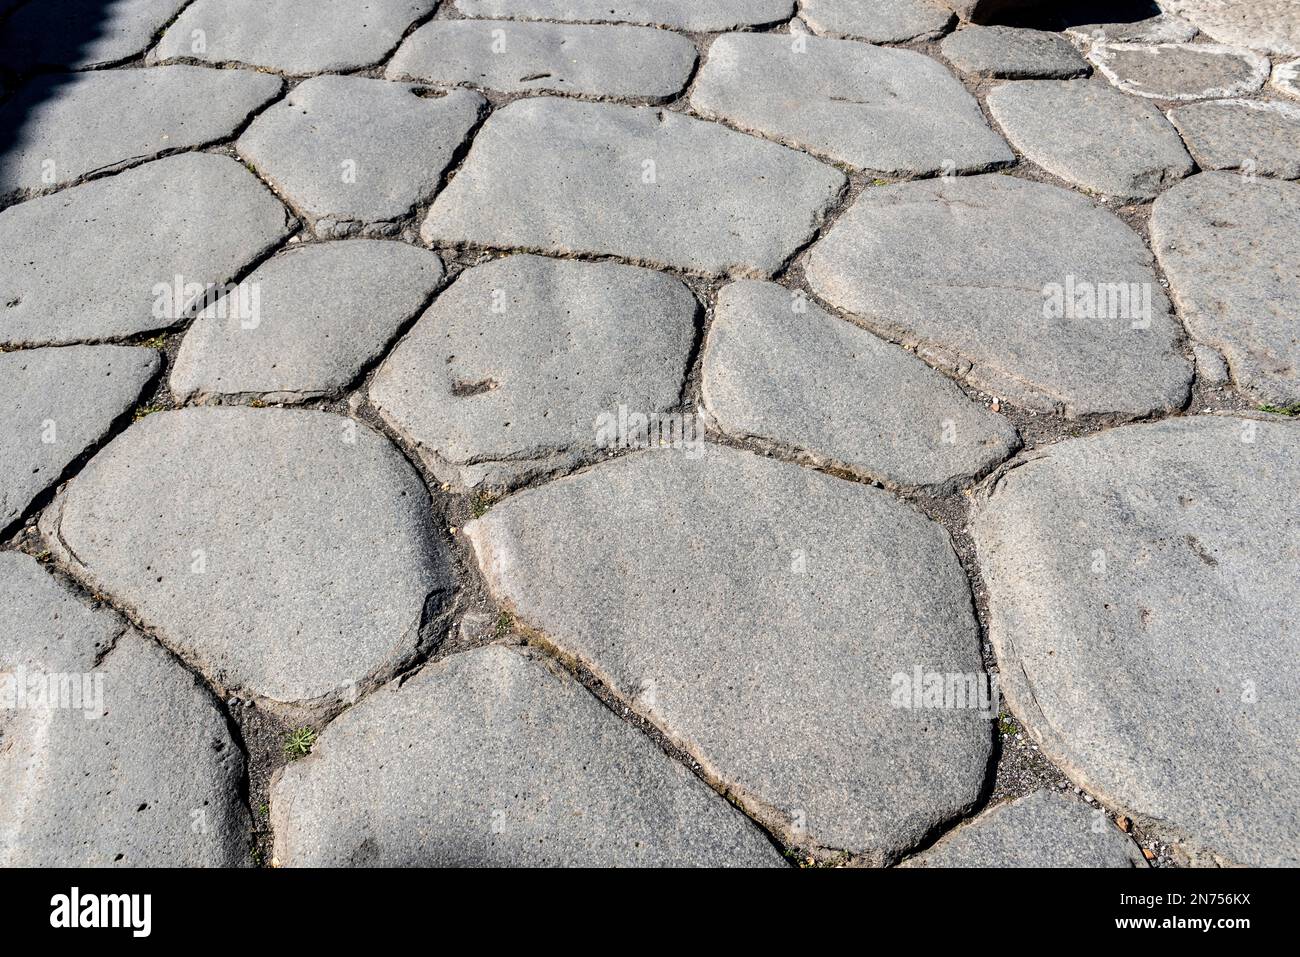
799, 0, 954, 42
40, 408, 453, 713
0, 552, 120, 674
1193, 343, 1230, 385
0, 153, 292, 348
805, 175, 1191, 417
466, 446, 992, 861
371, 255, 695, 489
423, 97, 844, 277
1169, 98, 1300, 179
690, 33, 1013, 176
237, 77, 484, 238
1088, 42, 1270, 100
1151, 173, 1300, 405
942, 26, 1090, 78
271, 645, 782, 866
172, 241, 444, 404
702, 280, 1017, 489
1065, 13, 1199, 46
155, 0, 437, 74
387, 20, 696, 101
1, 346, 158, 535
972, 417, 1300, 867
1275, 59, 1300, 99
1162, 0, 1300, 57
453, 0, 792, 30
987, 80, 1194, 200
0, 0, 188, 70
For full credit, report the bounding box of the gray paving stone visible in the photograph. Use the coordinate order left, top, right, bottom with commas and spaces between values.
0, 552, 120, 674
798, 0, 954, 43
690, 33, 1012, 176
39, 407, 454, 714
387, 19, 696, 101
702, 280, 1018, 489
986, 80, 1194, 200
1, 346, 158, 536
903, 791, 1147, 867
465, 445, 992, 861
453, 0, 793, 30
804, 174, 1191, 417
1162, 0, 1300, 57
942, 26, 1089, 78
271, 645, 783, 866
0, 153, 293, 348
1193, 343, 1230, 385
972, 416, 1300, 867
1065, 13, 1199, 46
0, 0, 188, 70
1150, 172, 1300, 405
1088, 42, 1270, 100
155, 0, 437, 74
237, 76, 485, 239
370, 254, 695, 489
1169, 98, 1300, 179
172, 241, 444, 404
1274, 59, 1300, 99
422, 97, 845, 277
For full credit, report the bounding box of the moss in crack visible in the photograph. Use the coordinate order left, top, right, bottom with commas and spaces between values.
1259, 403, 1300, 417
283, 727, 317, 759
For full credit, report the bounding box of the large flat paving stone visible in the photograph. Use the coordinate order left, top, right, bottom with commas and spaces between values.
0, 0, 188, 70
804, 174, 1191, 417
702, 280, 1017, 489
453, 0, 793, 30
371, 254, 695, 489
0, 153, 292, 348
1, 346, 158, 536
422, 97, 845, 277
1150, 173, 1300, 405
1088, 41, 1270, 100
1169, 98, 1300, 179
942, 25, 1089, 78
387, 19, 695, 101
271, 645, 783, 866
986, 80, 1194, 200
172, 241, 444, 404
1065, 13, 1199, 46
238, 76, 485, 239
39, 407, 454, 714
690, 33, 1013, 176
972, 417, 1300, 867
799, 0, 954, 42
1163, 0, 1300, 57
465, 446, 992, 862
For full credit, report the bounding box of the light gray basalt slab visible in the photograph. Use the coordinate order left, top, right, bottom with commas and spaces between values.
798, 0, 954, 42
39, 408, 454, 715
690, 33, 1012, 176
172, 241, 444, 404
702, 280, 1017, 489
453, 0, 793, 30
0, 0, 189, 70
387, 19, 696, 101
1, 346, 158, 536
1150, 172, 1300, 405
422, 97, 845, 277
804, 174, 1191, 417
237, 76, 485, 238
972, 417, 1300, 867
1162, 0, 1300, 57
466, 446, 992, 862
942, 26, 1090, 78
370, 254, 695, 489
1065, 14, 1199, 46
0, 153, 293, 348
271, 645, 783, 867
1275, 59, 1300, 99
1088, 42, 1270, 100
1169, 98, 1300, 179
986, 80, 1194, 200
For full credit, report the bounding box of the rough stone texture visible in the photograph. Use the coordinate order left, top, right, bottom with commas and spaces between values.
0, 153, 292, 348
804, 174, 1191, 417
387, 20, 696, 101
702, 280, 1018, 489
690, 33, 1013, 176
237, 76, 485, 238
422, 97, 845, 277
172, 241, 444, 404
1169, 98, 1300, 179
941, 26, 1090, 78
798, 0, 954, 43
271, 645, 783, 867
155, 0, 438, 74
0, 0, 188, 70
1193, 343, 1231, 385
1, 346, 158, 536
1163, 0, 1300, 57
1150, 173, 1300, 405
986, 80, 1194, 200
453, 0, 793, 30
1065, 14, 1199, 46
1275, 59, 1300, 99
0, 67, 282, 202
371, 254, 695, 489
972, 417, 1300, 867
466, 446, 992, 861
39, 408, 454, 714
903, 791, 1148, 867
1088, 42, 1270, 100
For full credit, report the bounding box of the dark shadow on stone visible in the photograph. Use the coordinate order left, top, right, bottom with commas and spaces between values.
991, 0, 1162, 30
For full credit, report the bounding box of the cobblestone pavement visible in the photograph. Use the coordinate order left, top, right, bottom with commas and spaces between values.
1, 0, 1297, 869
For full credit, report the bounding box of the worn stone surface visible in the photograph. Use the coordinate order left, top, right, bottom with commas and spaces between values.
387, 19, 696, 101
1275, 59, 1300, 99
0, 0, 189, 70
0, 153, 292, 347
799, 0, 954, 42
453, 0, 793, 30
690, 33, 1012, 176
1088, 41, 1270, 100
1169, 98, 1300, 179
972, 417, 1300, 867
1162, 0, 1300, 57
423, 97, 844, 277
172, 241, 444, 404
941, 26, 1090, 78
804, 174, 1191, 417
986, 80, 1194, 200
1065, 14, 1199, 46
1151, 173, 1300, 405
1193, 343, 1230, 385
271, 645, 782, 866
